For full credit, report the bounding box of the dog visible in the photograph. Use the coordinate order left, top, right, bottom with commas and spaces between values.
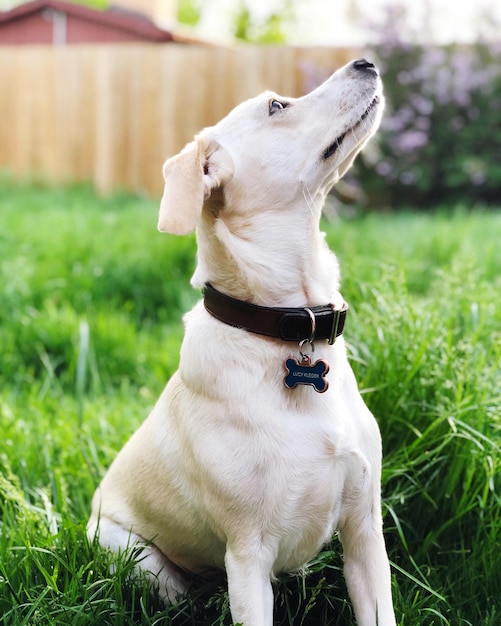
88, 58, 396, 626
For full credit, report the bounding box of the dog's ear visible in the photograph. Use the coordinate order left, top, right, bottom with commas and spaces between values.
158, 140, 204, 235
158, 136, 233, 235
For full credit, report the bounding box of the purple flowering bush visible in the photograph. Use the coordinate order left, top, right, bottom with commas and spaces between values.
355, 38, 501, 209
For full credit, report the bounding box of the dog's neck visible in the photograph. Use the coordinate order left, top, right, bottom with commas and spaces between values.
192, 199, 342, 309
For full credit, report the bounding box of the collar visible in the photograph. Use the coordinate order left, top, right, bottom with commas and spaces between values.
203, 283, 348, 344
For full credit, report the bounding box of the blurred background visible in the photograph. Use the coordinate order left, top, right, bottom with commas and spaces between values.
0, 0, 499, 211
1, 4, 501, 625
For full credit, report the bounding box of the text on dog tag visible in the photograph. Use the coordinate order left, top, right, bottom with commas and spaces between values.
284, 355, 329, 393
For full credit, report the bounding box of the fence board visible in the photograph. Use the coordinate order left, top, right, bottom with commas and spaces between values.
0, 44, 356, 197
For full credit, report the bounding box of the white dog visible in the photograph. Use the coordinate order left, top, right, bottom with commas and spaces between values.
88, 58, 396, 626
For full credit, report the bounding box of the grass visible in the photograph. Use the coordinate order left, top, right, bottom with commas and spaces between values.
1, 177, 500, 625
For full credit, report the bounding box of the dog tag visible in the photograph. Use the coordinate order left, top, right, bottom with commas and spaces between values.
284, 354, 330, 393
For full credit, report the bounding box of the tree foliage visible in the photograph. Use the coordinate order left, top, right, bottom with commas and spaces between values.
232, 0, 295, 44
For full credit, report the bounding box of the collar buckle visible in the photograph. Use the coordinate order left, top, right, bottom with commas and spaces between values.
328, 303, 348, 345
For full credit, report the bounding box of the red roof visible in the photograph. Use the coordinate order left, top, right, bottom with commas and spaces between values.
0, 0, 177, 43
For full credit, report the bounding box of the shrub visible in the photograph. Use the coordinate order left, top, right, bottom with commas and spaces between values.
362, 47, 500, 207
354, 6, 501, 209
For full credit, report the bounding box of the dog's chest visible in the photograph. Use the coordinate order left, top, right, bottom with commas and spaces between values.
185, 396, 359, 563
175, 315, 374, 569
269, 439, 346, 570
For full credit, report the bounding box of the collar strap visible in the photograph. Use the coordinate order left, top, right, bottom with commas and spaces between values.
203, 283, 348, 344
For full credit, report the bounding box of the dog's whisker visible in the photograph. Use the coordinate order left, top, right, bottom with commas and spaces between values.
300, 181, 317, 217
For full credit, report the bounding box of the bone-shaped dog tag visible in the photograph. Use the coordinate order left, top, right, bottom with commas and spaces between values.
284, 354, 330, 393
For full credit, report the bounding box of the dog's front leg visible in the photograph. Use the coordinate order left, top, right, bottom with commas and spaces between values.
225, 543, 275, 626
339, 519, 396, 626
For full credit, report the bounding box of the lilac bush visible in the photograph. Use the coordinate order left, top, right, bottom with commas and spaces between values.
355, 36, 501, 208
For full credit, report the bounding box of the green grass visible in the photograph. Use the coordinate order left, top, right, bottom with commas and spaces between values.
1, 178, 500, 625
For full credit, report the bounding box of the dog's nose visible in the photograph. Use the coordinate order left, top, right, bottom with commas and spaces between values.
352, 58, 377, 74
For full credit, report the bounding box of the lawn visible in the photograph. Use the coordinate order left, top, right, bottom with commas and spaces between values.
1, 179, 500, 625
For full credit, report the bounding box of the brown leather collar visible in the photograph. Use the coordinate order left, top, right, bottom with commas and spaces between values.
203, 283, 348, 344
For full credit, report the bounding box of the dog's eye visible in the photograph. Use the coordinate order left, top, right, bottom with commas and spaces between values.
269, 99, 286, 115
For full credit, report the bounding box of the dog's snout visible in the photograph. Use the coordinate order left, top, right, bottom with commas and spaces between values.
352, 58, 377, 74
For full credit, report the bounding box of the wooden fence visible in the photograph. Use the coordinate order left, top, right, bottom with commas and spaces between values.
0, 44, 359, 197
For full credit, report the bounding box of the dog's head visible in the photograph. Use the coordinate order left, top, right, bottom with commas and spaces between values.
158, 58, 384, 236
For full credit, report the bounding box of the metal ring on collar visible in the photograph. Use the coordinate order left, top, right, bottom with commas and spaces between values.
304, 307, 316, 343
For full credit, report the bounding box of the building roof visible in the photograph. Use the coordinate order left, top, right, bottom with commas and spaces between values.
0, 0, 177, 43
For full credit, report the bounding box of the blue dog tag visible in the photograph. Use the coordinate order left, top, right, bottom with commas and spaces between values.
284, 354, 329, 393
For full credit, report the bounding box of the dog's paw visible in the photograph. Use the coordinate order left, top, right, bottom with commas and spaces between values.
156, 568, 191, 604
